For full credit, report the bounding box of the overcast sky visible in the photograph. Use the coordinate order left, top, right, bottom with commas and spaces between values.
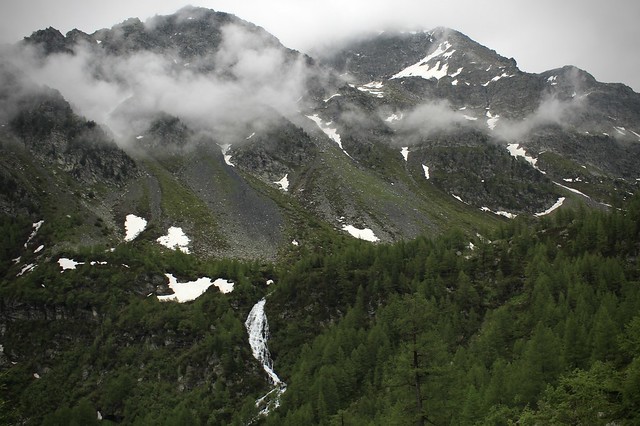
1, 0, 639, 92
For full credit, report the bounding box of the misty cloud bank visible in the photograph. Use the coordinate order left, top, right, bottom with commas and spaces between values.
388, 95, 586, 143
0, 20, 313, 147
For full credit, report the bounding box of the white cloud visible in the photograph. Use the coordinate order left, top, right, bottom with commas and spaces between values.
1, 22, 312, 145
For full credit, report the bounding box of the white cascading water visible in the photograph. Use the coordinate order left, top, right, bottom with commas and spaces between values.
245, 298, 286, 416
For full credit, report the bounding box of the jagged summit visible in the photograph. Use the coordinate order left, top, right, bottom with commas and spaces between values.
321, 27, 518, 83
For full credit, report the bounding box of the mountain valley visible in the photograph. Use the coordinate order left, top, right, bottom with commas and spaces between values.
1, 6, 640, 425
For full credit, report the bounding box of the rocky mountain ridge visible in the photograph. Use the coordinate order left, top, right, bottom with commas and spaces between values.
1, 6, 639, 259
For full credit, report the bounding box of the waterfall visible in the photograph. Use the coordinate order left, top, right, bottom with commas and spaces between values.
245, 298, 286, 416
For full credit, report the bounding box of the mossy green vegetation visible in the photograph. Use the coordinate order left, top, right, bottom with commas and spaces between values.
2, 195, 640, 425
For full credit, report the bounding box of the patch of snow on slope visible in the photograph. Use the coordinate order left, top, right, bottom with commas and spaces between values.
306, 114, 351, 157
17, 263, 36, 277
34, 245, 44, 254
323, 93, 342, 102
482, 72, 514, 86
554, 182, 591, 199
450, 67, 463, 77
496, 211, 517, 219
357, 81, 384, 98
452, 194, 465, 203
480, 207, 516, 219
506, 144, 538, 168
157, 227, 190, 253
614, 126, 627, 136
391, 41, 454, 80
401, 147, 409, 162
486, 111, 499, 130
342, 225, 379, 242
423, 164, 430, 179
157, 273, 233, 303
213, 278, 235, 294
124, 214, 147, 241
385, 113, 403, 122
535, 197, 566, 217
218, 143, 235, 167
246, 132, 256, 140
463, 114, 477, 121
630, 130, 640, 140
58, 258, 85, 272
24, 220, 44, 248
274, 174, 289, 191
547, 75, 558, 85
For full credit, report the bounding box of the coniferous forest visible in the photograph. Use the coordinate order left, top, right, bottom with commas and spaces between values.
2, 196, 640, 425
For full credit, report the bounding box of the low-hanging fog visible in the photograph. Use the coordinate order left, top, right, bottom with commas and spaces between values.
0, 19, 314, 147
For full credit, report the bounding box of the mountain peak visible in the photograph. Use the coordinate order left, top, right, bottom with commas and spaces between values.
23, 27, 71, 54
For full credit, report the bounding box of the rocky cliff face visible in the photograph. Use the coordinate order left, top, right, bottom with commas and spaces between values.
9, 88, 137, 185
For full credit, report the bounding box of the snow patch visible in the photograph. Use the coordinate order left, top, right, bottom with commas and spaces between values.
306, 114, 351, 157
496, 211, 517, 219
481, 206, 517, 219
136, 135, 144, 140
58, 258, 85, 272
401, 147, 409, 162
385, 113, 403, 122
291, 240, 299, 246
157, 227, 190, 253
482, 72, 514, 86
391, 41, 455, 80
17, 263, 36, 277
246, 132, 256, 140
323, 93, 341, 102
34, 245, 44, 254
506, 144, 538, 168
554, 182, 591, 199
452, 194, 465, 203
342, 225, 379, 242
218, 143, 235, 167
614, 126, 627, 136
158, 273, 234, 303
450, 67, 463, 77
274, 174, 289, 191
24, 220, 44, 248
124, 214, 147, 242
463, 114, 477, 121
535, 197, 566, 217
422, 164, 430, 179
486, 111, 499, 130
357, 81, 384, 98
